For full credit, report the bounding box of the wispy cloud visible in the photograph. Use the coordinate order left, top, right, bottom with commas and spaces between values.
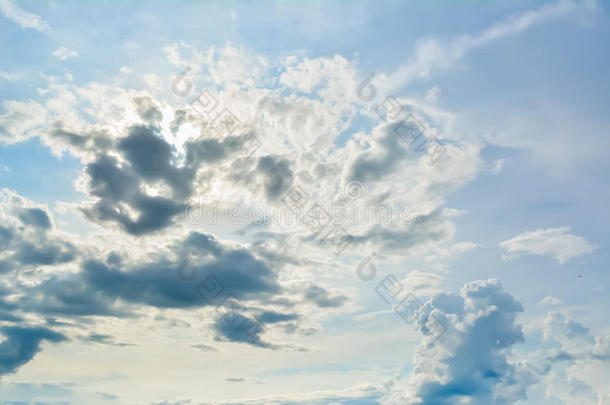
385, 1, 594, 91
500, 226, 596, 264
0, 0, 50, 32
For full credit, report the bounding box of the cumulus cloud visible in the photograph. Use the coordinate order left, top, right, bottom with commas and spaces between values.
383, 279, 532, 405
539, 311, 610, 404
378, 306, 609, 405
500, 226, 596, 264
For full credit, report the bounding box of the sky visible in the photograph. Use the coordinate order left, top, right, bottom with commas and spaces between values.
0, 0, 609, 404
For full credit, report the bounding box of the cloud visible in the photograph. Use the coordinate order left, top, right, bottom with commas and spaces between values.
0, 41, 495, 389
379, 291, 609, 405
22, 231, 281, 318
424, 86, 441, 105
399, 270, 444, 297
17, 208, 52, 230
0, 100, 48, 144
0, 0, 50, 32
0, 187, 348, 365
157, 384, 383, 404
191, 343, 217, 352
53, 46, 79, 61
383, 279, 533, 405
71, 114, 259, 236
500, 226, 596, 264
539, 311, 610, 404
303, 285, 348, 308
258, 310, 299, 324
132, 95, 163, 124
0, 326, 66, 376
81, 333, 133, 347
255, 155, 294, 201
81, 133, 190, 236
544, 311, 594, 348
539, 296, 561, 306
0, 189, 77, 268
212, 311, 272, 349
279, 54, 359, 103
384, 1, 591, 92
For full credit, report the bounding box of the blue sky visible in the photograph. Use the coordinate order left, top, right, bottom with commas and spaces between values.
0, 1, 609, 404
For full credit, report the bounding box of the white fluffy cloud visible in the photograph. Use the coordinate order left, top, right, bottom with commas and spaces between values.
500, 226, 596, 264
540, 311, 610, 404
53, 46, 79, 60
0, 100, 48, 144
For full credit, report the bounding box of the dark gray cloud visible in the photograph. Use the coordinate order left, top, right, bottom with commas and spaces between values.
117, 125, 194, 198
118, 126, 176, 181
258, 310, 299, 324
0, 226, 13, 249
81, 333, 133, 347
82, 124, 260, 236
256, 155, 294, 200
17, 208, 51, 229
80, 125, 194, 236
304, 285, 348, 308
212, 312, 272, 349
0, 291, 21, 322
82, 150, 187, 236
13, 240, 76, 265
22, 232, 280, 318
229, 154, 294, 202
0, 326, 66, 376
20, 272, 130, 317
1, 189, 347, 365
133, 96, 163, 124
